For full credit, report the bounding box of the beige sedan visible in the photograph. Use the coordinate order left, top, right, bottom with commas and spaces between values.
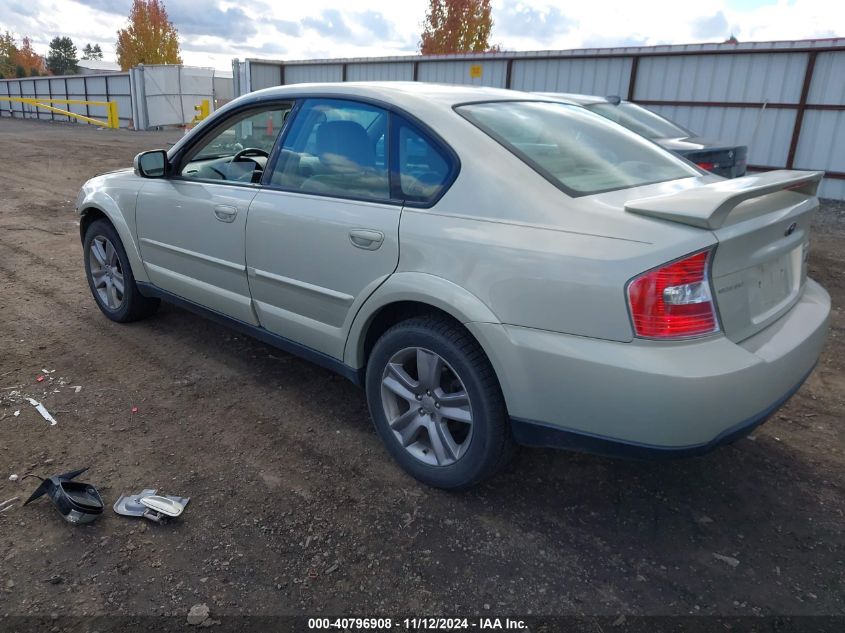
76, 82, 830, 489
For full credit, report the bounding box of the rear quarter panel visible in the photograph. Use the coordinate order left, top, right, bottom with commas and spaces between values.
394, 116, 717, 341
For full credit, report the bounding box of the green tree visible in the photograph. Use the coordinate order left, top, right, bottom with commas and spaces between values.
46, 36, 78, 75
82, 43, 104, 60
419, 0, 497, 54
116, 0, 182, 70
0, 31, 18, 79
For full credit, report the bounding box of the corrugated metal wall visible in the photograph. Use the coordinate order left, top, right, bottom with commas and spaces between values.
635, 53, 808, 102
241, 39, 845, 199
0, 66, 227, 131
138, 65, 216, 129
347, 62, 414, 82
510, 57, 632, 96
647, 105, 797, 167
0, 72, 133, 127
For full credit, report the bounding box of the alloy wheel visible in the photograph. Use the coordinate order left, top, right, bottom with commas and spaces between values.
380, 347, 474, 467
88, 235, 125, 310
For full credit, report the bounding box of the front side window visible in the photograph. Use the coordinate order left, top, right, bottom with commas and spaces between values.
394, 116, 452, 203
268, 99, 390, 201
180, 105, 292, 183
457, 101, 698, 196
587, 102, 691, 140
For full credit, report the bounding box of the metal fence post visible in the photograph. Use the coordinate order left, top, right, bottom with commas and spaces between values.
627, 56, 640, 100
84, 75, 91, 121
107, 101, 119, 128
786, 51, 817, 169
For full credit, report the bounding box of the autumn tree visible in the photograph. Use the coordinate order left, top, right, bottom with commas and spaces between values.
0, 31, 18, 79
419, 0, 496, 55
15, 37, 46, 76
46, 36, 78, 75
116, 0, 182, 70
82, 43, 104, 60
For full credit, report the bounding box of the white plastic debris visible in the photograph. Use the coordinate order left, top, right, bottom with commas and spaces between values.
713, 553, 740, 568
73, 386, 82, 393
13, 410, 20, 417
0, 496, 18, 513
26, 398, 57, 426
8, 474, 18, 482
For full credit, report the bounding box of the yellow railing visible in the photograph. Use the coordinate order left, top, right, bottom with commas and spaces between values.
192, 98, 210, 124
0, 96, 119, 128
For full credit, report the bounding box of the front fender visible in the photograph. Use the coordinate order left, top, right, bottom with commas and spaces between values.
343, 271, 501, 368
77, 175, 148, 283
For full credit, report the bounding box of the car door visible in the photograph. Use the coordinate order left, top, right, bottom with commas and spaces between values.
136, 103, 292, 324
246, 98, 400, 359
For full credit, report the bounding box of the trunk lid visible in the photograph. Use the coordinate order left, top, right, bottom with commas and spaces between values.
625, 170, 823, 342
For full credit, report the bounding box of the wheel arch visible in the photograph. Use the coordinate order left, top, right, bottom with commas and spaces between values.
344, 272, 501, 371
78, 203, 149, 284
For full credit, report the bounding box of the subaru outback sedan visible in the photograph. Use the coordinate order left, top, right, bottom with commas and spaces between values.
76, 82, 830, 489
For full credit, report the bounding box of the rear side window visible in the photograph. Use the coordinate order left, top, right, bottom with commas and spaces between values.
393, 116, 452, 204
456, 101, 697, 196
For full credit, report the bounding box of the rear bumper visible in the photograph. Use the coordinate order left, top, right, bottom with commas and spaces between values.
468, 278, 830, 455
510, 364, 813, 458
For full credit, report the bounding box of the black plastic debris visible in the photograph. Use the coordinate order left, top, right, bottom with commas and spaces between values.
22, 467, 103, 524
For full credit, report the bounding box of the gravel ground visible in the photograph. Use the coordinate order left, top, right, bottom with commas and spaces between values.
0, 118, 843, 627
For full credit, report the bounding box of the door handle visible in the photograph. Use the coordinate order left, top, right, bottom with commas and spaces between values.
349, 229, 384, 250
214, 204, 238, 223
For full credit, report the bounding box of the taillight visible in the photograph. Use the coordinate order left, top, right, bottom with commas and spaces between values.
696, 161, 715, 171
627, 249, 719, 339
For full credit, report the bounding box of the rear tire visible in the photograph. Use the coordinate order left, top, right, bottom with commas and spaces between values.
83, 219, 159, 323
365, 315, 513, 490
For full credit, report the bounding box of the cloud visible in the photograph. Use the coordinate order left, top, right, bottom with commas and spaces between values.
242, 41, 289, 56
495, 1, 577, 42
3, 0, 842, 71
300, 9, 401, 47
581, 34, 650, 48
166, 3, 257, 40
5, 0, 40, 17
357, 10, 396, 40
271, 20, 301, 37
74, 0, 257, 40
302, 9, 352, 40
691, 11, 730, 39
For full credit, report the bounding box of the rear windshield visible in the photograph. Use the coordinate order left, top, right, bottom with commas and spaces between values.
457, 101, 697, 196
587, 102, 690, 140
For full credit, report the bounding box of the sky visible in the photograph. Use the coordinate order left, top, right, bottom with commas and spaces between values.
1, 0, 843, 72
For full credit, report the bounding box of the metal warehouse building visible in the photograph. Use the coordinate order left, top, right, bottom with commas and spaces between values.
233, 37, 845, 200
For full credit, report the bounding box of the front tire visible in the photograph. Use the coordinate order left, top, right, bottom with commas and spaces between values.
365, 315, 513, 490
83, 219, 159, 323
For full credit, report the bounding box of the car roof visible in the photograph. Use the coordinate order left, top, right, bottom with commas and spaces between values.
173, 82, 583, 158
245, 81, 557, 110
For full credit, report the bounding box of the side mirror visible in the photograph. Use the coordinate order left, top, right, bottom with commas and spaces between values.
134, 150, 168, 178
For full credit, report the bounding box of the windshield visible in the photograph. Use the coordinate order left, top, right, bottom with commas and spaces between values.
587, 102, 690, 140
457, 101, 697, 196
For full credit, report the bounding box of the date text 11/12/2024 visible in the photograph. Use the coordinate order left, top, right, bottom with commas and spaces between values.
307, 617, 528, 630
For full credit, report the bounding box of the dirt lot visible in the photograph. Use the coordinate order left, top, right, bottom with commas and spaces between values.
0, 118, 843, 624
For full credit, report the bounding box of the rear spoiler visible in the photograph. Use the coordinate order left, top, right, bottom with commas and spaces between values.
625, 170, 824, 230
